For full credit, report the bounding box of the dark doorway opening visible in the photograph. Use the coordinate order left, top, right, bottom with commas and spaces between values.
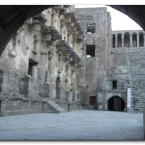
87, 23, 96, 33
28, 59, 38, 77
112, 34, 115, 48
132, 33, 137, 47
86, 45, 96, 57
139, 32, 144, 47
56, 76, 60, 99
124, 32, 130, 47
68, 104, 70, 112
117, 33, 122, 47
108, 96, 125, 111
89, 96, 96, 105
112, 80, 117, 89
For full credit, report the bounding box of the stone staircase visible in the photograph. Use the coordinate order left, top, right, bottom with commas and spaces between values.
42, 98, 65, 113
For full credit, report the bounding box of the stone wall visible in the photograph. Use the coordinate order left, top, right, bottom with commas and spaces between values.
0, 6, 84, 115
75, 8, 112, 108
103, 30, 145, 112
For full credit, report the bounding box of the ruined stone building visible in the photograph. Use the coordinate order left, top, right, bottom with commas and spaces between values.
75, 7, 112, 110
0, 5, 145, 115
75, 8, 145, 113
105, 30, 145, 113
0, 6, 84, 115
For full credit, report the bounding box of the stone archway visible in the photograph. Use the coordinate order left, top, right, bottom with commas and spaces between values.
0, 6, 50, 56
108, 96, 125, 111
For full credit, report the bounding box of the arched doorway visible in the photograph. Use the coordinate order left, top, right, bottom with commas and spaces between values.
139, 32, 144, 47
108, 96, 125, 111
132, 33, 137, 47
124, 32, 130, 47
117, 33, 122, 47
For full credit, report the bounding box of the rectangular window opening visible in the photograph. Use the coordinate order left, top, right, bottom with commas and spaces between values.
112, 80, 117, 89
28, 59, 38, 77
87, 23, 96, 33
89, 96, 96, 105
86, 45, 95, 57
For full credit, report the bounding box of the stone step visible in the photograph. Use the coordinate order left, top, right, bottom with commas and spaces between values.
42, 98, 65, 113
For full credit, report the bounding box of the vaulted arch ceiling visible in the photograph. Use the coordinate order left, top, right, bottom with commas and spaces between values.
0, 5, 50, 55
110, 5, 145, 30
0, 5, 145, 56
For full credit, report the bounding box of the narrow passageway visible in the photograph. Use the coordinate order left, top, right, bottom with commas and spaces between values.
0, 110, 143, 140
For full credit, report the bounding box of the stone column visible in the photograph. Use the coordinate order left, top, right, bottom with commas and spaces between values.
127, 88, 132, 112
130, 34, 132, 47
115, 34, 118, 48
32, 66, 38, 80
137, 33, 139, 47
122, 34, 124, 47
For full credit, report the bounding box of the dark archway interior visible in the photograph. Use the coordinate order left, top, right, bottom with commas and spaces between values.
108, 96, 125, 111
0, 6, 50, 56
132, 33, 137, 47
117, 33, 122, 47
124, 33, 130, 47
139, 32, 144, 47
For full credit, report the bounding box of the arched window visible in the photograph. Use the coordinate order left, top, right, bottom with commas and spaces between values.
117, 33, 122, 47
139, 32, 144, 47
132, 33, 137, 47
112, 34, 115, 48
124, 32, 130, 47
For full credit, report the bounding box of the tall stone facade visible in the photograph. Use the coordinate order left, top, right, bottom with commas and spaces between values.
1, 5, 145, 115
104, 30, 145, 113
75, 8, 112, 109
0, 6, 84, 115
75, 8, 145, 113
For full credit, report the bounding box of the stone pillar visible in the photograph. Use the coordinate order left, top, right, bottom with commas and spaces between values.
122, 34, 124, 47
32, 66, 38, 80
115, 34, 117, 48
143, 34, 145, 47
127, 88, 132, 112
137, 33, 139, 47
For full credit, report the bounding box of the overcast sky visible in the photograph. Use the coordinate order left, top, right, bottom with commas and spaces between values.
75, 5, 143, 31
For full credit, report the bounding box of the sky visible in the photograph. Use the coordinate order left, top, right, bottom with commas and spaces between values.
75, 5, 143, 31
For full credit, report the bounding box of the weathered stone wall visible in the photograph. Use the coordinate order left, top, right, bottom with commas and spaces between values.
103, 30, 145, 112
75, 8, 112, 108
0, 6, 84, 115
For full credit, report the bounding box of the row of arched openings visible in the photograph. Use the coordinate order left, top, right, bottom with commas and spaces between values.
112, 32, 144, 48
